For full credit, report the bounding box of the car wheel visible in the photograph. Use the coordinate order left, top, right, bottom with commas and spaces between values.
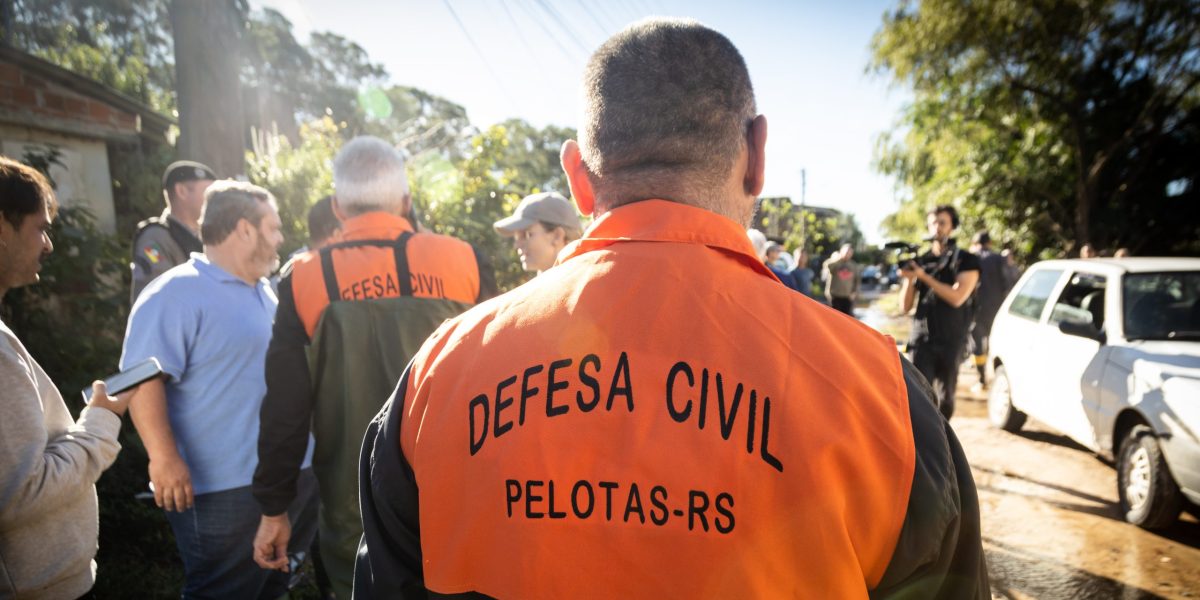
987, 365, 1026, 432
1117, 425, 1184, 530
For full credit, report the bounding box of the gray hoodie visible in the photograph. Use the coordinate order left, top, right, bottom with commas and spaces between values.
0, 318, 121, 599
822, 257, 861, 299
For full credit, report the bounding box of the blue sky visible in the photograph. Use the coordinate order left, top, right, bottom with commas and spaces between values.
254, 0, 910, 242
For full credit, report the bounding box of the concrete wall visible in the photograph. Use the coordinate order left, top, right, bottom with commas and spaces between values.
0, 124, 116, 234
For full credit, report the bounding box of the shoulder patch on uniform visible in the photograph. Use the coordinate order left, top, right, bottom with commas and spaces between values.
142, 243, 163, 264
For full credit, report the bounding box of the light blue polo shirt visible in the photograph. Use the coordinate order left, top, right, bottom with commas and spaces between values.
121, 254, 313, 495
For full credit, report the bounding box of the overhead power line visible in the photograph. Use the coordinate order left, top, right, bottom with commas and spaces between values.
532, 0, 592, 54
575, 0, 615, 35
441, 0, 520, 112
496, 0, 552, 71
512, 0, 585, 62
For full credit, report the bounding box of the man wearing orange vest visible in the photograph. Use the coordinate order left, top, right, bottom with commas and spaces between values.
251, 136, 497, 597
356, 19, 987, 599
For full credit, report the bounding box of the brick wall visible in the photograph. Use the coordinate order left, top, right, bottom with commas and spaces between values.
0, 60, 140, 135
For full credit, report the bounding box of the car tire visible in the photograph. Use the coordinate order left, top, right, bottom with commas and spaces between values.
1117, 425, 1184, 530
987, 365, 1026, 433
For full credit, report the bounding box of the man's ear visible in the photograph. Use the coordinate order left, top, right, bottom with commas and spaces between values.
238, 218, 256, 240
560, 140, 595, 216
743, 115, 768, 197
0, 217, 13, 246
171, 182, 187, 203
331, 196, 347, 222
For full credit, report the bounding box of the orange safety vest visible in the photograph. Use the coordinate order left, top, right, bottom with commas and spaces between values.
289, 212, 482, 337
400, 200, 915, 598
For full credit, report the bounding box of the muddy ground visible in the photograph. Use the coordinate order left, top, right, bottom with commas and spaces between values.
857, 289, 1200, 599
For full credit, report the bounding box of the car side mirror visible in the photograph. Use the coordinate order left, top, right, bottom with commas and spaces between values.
1059, 320, 1106, 344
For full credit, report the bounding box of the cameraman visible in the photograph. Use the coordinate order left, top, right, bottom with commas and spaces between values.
900, 205, 980, 420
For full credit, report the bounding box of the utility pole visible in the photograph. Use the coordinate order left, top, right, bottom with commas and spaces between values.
799, 168, 807, 250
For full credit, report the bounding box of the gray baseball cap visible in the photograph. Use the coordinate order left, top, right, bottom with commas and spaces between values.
494, 192, 582, 234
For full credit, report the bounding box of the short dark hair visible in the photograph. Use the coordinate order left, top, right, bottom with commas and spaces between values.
0, 156, 57, 228
200, 181, 276, 245
308, 196, 340, 246
930, 204, 960, 229
580, 19, 756, 208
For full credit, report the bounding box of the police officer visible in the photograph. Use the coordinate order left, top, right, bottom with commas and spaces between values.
356, 19, 987, 599
901, 205, 981, 419
493, 192, 583, 275
251, 136, 496, 598
129, 160, 216, 303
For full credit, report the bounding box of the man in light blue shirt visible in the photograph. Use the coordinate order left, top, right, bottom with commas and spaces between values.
121, 180, 317, 599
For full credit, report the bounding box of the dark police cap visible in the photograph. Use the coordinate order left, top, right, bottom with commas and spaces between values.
162, 160, 216, 190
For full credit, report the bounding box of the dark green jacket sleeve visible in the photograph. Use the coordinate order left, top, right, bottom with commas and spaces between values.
253, 272, 316, 516
870, 355, 989, 599
354, 365, 489, 600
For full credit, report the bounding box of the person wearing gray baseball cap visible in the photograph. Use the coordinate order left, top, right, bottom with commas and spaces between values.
494, 191, 583, 274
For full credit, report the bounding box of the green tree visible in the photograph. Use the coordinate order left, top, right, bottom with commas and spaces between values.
413, 121, 579, 292
755, 198, 866, 262
246, 116, 341, 257
415, 125, 526, 291
872, 0, 1200, 258
2, 0, 176, 112
368, 85, 473, 158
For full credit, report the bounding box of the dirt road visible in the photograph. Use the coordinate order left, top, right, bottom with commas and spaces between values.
857, 290, 1200, 599
956, 385, 1200, 599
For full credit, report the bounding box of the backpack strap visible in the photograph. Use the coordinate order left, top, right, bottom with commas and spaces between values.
317, 231, 417, 303
393, 232, 414, 296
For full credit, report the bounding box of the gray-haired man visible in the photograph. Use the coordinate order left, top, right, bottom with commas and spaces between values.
252, 137, 496, 597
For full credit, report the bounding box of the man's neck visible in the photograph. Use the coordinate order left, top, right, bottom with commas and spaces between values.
932, 237, 954, 256
204, 245, 258, 285
167, 205, 200, 233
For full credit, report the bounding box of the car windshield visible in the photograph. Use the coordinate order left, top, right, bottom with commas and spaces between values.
1123, 271, 1200, 341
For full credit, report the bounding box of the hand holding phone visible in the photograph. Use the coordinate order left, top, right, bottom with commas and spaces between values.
85, 381, 133, 417
82, 357, 164, 403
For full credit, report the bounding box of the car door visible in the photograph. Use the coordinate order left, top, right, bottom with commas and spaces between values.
1040, 270, 1108, 449
997, 267, 1065, 417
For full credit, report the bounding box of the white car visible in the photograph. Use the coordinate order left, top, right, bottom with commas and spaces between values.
987, 257, 1200, 529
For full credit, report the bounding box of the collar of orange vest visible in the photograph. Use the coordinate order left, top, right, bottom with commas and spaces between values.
338, 211, 415, 241
557, 199, 777, 281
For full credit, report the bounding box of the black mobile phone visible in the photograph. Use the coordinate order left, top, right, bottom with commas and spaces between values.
81, 357, 164, 402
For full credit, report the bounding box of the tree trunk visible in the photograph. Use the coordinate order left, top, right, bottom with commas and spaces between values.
170, 0, 246, 178
1074, 182, 1089, 251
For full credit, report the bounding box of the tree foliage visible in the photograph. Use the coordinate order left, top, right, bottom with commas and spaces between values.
411, 120, 582, 292
2, 0, 176, 111
755, 198, 868, 263
246, 116, 340, 258
247, 118, 578, 293
872, 0, 1200, 259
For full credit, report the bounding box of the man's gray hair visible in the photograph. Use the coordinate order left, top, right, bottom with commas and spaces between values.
333, 136, 410, 216
580, 18, 756, 208
200, 180, 276, 245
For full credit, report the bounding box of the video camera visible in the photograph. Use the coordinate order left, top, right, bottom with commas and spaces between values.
883, 240, 922, 267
